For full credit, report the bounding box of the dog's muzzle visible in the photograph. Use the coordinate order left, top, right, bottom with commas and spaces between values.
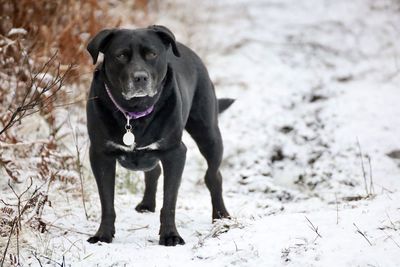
123, 71, 156, 99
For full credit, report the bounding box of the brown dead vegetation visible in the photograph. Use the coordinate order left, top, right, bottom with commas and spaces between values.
0, 0, 121, 70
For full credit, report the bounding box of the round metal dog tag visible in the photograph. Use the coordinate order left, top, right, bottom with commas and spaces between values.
123, 131, 135, 146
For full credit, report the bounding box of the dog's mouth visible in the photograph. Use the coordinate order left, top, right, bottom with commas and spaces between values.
122, 90, 157, 100
117, 88, 162, 112
121, 75, 156, 100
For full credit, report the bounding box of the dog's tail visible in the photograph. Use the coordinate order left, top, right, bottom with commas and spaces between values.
218, 98, 235, 114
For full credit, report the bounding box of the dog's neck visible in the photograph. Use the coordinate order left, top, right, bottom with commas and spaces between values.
104, 83, 155, 120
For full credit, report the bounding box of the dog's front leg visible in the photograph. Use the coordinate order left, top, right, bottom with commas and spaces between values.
87, 146, 116, 243
159, 143, 186, 246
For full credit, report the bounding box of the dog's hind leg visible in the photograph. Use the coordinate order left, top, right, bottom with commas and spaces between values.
135, 163, 161, 213
186, 118, 230, 220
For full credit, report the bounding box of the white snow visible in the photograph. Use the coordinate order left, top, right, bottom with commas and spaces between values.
2, 0, 400, 266
7, 28, 27, 36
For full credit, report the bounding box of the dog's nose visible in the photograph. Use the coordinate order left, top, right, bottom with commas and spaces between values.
133, 71, 149, 87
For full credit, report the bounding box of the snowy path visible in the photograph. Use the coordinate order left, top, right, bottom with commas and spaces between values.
16, 0, 400, 266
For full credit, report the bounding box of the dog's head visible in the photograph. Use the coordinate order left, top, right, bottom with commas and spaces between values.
87, 25, 180, 108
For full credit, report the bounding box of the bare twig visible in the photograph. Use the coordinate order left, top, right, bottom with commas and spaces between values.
32, 251, 44, 267
7, 178, 33, 265
356, 138, 369, 196
305, 216, 322, 241
0, 178, 42, 267
385, 212, 397, 231
43, 221, 91, 236
353, 223, 373, 246
0, 199, 15, 207
1, 217, 17, 267
52, 96, 98, 109
380, 229, 400, 249
0, 52, 73, 136
67, 115, 88, 220
0, 139, 49, 148
127, 225, 150, 232
31, 253, 64, 267
367, 155, 375, 195
335, 193, 339, 225
233, 240, 239, 252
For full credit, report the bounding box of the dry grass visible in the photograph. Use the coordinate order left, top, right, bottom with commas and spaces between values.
0, 0, 121, 70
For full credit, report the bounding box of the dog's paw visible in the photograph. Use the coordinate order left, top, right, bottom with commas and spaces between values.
135, 202, 155, 213
87, 230, 114, 244
159, 232, 185, 246
87, 235, 112, 244
212, 210, 231, 221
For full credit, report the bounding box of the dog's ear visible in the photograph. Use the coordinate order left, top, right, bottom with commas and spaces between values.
87, 29, 115, 64
149, 25, 180, 57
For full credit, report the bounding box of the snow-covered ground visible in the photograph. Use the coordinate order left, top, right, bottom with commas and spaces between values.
2, 0, 400, 266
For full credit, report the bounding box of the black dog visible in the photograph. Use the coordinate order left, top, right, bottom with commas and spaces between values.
86, 25, 233, 246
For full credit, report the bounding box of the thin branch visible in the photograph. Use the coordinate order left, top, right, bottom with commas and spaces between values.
67, 114, 88, 220
356, 138, 369, 196
1, 178, 42, 267
44, 222, 91, 236
52, 96, 98, 109
367, 156, 375, 195
32, 253, 64, 267
353, 223, 372, 246
386, 212, 397, 230
335, 193, 339, 225
0, 217, 17, 267
380, 229, 400, 249
305, 216, 322, 240
0, 52, 73, 136
0, 199, 16, 207
31, 252, 43, 267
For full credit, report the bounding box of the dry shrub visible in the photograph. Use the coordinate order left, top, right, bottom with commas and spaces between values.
135, 0, 149, 13
0, 0, 121, 70
0, 177, 52, 267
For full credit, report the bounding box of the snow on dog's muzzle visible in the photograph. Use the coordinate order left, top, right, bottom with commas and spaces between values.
123, 71, 155, 99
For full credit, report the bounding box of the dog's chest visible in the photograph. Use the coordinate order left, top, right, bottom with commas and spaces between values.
117, 153, 159, 171
107, 140, 160, 171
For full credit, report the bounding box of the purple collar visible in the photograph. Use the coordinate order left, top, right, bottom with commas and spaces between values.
104, 83, 154, 119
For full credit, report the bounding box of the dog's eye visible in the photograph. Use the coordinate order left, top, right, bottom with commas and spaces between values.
145, 51, 157, 60
116, 53, 127, 61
